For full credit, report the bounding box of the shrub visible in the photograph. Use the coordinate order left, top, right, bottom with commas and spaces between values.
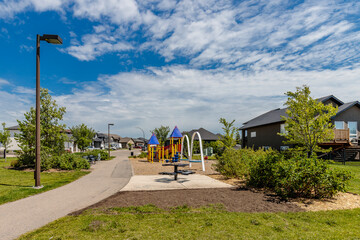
247, 153, 352, 199
53, 153, 90, 170
16, 148, 54, 170
214, 148, 269, 178
138, 151, 147, 158
16, 150, 90, 171
85, 150, 109, 160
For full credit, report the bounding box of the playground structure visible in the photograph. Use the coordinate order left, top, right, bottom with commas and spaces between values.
147, 126, 205, 171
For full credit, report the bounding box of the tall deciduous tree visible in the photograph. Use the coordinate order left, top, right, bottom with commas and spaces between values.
151, 126, 170, 146
70, 124, 95, 152
16, 88, 67, 166
280, 85, 338, 157
0, 123, 11, 159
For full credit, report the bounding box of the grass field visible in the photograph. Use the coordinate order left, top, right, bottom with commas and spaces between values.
0, 158, 89, 205
330, 161, 360, 195
17, 160, 360, 239
19, 205, 360, 240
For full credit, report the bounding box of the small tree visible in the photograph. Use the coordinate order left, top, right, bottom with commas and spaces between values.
0, 123, 11, 160
216, 118, 236, 156
70, 124, 95, 152
16, 88, 67, 167
280, 85, 338, 157
151, 125, 170, 146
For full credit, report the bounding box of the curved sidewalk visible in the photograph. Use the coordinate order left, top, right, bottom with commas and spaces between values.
0, 150, 132, 240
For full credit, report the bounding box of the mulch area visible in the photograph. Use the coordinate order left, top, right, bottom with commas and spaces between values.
71, 188, 303, 215
130, 158, 218, 175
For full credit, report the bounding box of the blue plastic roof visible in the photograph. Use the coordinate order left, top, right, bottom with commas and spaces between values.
170, 126, 182, 138
148, 134, 160, 145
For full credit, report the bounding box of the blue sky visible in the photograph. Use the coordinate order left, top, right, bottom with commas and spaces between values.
1, 0, 360, 138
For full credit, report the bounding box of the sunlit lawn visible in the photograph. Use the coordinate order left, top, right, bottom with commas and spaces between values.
20, 205, 360, 240
0, 157, 89, 205
330, 161, 360, 195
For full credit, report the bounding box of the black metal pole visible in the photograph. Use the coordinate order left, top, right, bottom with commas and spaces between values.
108, 124, 110, 159
35, 34, 41, 187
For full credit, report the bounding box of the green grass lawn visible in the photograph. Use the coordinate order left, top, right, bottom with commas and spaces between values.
19, 205, 360, 240
0, 158, 89, 205
329, 161, 360, 195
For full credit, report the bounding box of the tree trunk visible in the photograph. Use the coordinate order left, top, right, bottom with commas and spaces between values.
3, 147, 6, 161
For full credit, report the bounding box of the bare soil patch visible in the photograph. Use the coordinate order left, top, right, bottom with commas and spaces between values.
72, 188, 303, 215
121, 157, 360, 213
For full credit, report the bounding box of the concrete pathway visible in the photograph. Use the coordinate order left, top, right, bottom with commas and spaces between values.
0, 150, 132, 240
121, 174, 233, 191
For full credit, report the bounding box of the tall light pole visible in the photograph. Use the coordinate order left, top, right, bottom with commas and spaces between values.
136, 127, 146, 150
35, 34, 62, 188
108, 123, 114, 158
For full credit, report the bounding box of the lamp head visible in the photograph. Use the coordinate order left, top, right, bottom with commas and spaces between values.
41, 34, 63, 45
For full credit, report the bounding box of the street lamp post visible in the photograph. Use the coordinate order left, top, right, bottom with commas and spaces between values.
35, 34, 62, 188
136, 127, 145, 150
108, 123, 114, 159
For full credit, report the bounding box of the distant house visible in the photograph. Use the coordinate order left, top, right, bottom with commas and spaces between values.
1, 125, 80, 152
239, 95, 360, 154
133, 138, 146, 147
93, 133, 122, 149
120, 137, 135, 149
0, 125, 21, 152
182, 128, 219, 143
110, 134, 121, 149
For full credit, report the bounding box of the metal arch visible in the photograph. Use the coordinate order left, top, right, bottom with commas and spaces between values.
181, 135, 191, 159
190, 131, 205, 171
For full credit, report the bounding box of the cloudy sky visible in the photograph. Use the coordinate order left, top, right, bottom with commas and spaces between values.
1, 0, 360, 138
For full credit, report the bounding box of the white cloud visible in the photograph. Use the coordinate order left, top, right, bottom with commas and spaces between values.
0, 78, 10, 86
65, 28, 134, 61
72, 0, 140, 24
52, 65, 360, 136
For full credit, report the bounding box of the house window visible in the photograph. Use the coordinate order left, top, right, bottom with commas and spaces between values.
239, 131, 242, 140
245, 130, 248, 137
280, 123, 287, 134
251, 132, 256, 138
348, 121, 358, 140
263, 146, 270, 150
280, 146, 289, 151
335, 121, 345, 129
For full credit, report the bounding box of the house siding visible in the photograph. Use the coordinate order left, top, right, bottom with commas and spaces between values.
243, 122, 286, 150
332, 106, 360, 131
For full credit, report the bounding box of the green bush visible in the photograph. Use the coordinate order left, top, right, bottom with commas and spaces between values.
138, 151, 147, 158
214, 148, 269, 178
16, 148, 55, 170
53, 153, 90, 170
15, 150, 90, 171
85, 150, 109, 160
247, 153, 352, 199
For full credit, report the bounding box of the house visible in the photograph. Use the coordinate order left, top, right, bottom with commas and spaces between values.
110, 134, 121, 149
239, 95, 360, 155
1, 125, 80, 153
120, 137, 135, 149
0, 125, 21, 152
133, 138, 146, 148
182, 128, 219, 143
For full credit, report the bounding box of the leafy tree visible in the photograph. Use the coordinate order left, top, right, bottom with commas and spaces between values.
16, 88, 67, 167
217, 118, 236, 148
279, 85, 338, 157
151, 125, 170, 146
70, 124, 95, 152
235, 131, 241, 144
0, 123, 11, 159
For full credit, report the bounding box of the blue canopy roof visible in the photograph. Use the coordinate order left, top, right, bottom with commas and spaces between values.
170, 126, 182, 138
148, 134, 160, 145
